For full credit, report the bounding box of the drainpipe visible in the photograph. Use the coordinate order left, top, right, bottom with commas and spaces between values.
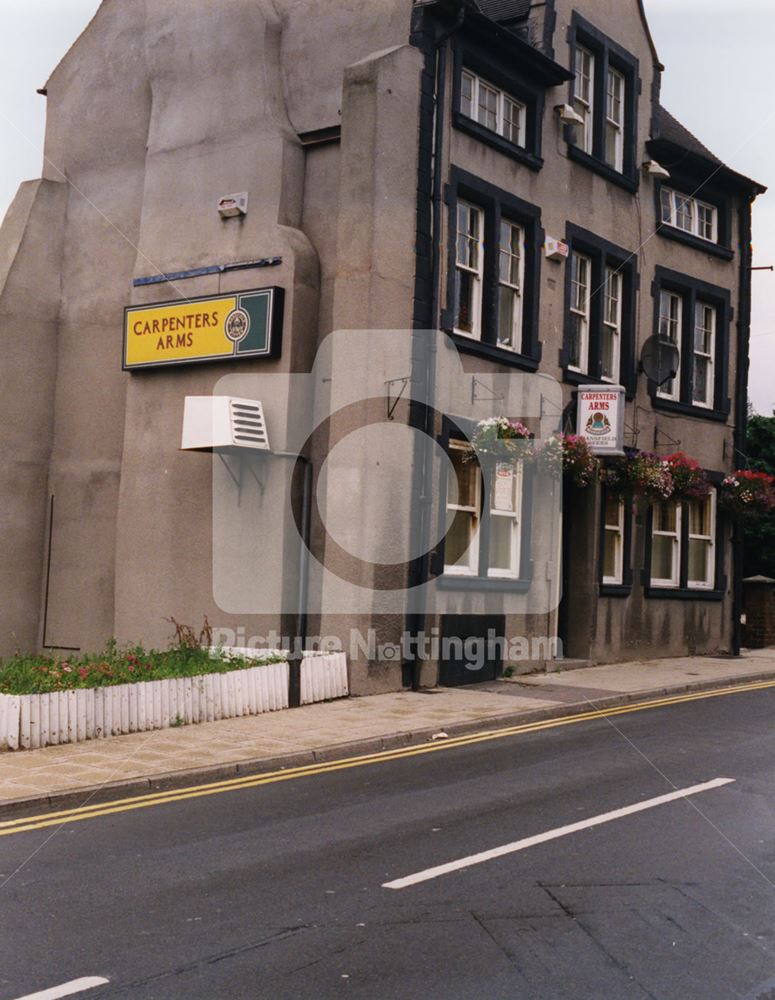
731, 192, 755, 656
406, 3, 466, 691
275, 453, 312, 706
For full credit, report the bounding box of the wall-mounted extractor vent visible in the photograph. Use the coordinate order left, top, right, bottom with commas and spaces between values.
181, 396, 270, 453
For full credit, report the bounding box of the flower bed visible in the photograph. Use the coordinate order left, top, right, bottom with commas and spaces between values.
0, 642, 349, 751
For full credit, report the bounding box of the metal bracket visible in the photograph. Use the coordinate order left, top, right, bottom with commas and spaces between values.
653, 426, 681, 452
385, 376, 411, 420
623, 404, 647, 449
218, 452, 266, 506
471, 376, 504, 405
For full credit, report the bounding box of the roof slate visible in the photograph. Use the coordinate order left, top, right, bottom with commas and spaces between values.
655, 105, 723, 165
475, 0, 531, 24
652, 104, 765, 192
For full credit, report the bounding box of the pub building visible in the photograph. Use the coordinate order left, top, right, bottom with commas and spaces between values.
0, 0, 765, 693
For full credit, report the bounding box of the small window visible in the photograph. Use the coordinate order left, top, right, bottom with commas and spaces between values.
657, 290, 682, 401
692, 302, 716, 408
568, 252, 591, 372
602, 494, 625, 585
454, 202, 483, 339
651, 501, 681, 588
444, 442, 481, 575
497, 221, 525, 352
460, 69, 526, 149
488, 462, 523, 579
573, 46, 594, 155
660, 187, 718, 244
601, 266, 622, 382
687, 493, 716, 589
604, 67, 624, 172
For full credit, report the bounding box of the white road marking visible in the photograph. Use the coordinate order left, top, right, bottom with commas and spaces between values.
11, 978, 109, 1000
383, 777, 735, 890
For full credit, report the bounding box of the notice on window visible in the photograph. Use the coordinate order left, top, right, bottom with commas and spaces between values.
494, 464, 515, 511
576, 384, 626, 456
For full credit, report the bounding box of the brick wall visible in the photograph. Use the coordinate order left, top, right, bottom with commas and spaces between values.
742, 578, 775, 649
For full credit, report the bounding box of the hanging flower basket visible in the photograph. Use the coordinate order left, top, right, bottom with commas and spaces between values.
663, 452, 712, 501
602, 450, 674, 502
719, 470, 775, 520
468, 417, 533, 463
536, 434, 599, 487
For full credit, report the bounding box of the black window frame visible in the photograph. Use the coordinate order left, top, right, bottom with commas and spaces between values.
642, 487, 726, 601
649, 266, 732, 421
442, 167, 543, 370
566, 13, 640, 193
653, 171, 734, 262
451, 39, 546, 171
559, 223, 639, 395
433, 416, 535, 592
598, 485, 634, 597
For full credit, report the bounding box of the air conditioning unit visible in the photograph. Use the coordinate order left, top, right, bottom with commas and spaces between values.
181, 396, 270, 453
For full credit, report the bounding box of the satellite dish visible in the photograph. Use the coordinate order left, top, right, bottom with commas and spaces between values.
640, 335, 680, 387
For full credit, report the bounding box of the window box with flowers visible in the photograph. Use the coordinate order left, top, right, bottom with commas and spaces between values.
719, 470, 775, 521
536, 434, 600, 487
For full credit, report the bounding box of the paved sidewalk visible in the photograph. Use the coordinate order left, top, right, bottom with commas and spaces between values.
2, 649, 774, 814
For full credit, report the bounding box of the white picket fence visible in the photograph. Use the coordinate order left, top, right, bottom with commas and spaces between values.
218, 647, 350, 706
0, 651, 348, 751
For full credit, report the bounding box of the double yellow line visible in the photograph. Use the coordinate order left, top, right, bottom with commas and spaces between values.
2, 677, 774, 838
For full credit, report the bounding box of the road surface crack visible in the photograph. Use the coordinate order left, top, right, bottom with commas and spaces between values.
102, 924, 311, 993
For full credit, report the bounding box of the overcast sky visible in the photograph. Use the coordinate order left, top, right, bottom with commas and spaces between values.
1, 0, 773, 413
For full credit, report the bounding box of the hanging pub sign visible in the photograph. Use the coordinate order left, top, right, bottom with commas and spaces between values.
576, 384, 626, 456
123, 286, 283, 370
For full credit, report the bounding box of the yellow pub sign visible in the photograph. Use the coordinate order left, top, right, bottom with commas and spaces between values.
123, 287, 283, 370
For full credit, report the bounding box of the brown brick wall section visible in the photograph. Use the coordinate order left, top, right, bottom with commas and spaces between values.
743, 579, 775, 649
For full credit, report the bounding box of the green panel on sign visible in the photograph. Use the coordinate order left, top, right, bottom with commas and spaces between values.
237, 291, 270, 355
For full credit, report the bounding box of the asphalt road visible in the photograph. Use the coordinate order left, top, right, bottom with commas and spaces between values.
2, 687, 775, 1000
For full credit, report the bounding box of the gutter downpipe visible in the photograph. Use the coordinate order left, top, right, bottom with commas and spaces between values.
406, 3, 466, 691
732, 192, 756, 656
731, 192, 755, 656
276, 453, 312, 706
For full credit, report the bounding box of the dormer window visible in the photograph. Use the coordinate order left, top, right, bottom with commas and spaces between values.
461, 70, 526, 148
660, 188, 719, 243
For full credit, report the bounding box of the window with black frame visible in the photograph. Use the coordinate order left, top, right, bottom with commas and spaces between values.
561, 225, 637, 391
567, 14, 640, 192
443, 169, 543, 370
438, 434, 531, 586
647, 492, 721, 596
649, 267, 731, 420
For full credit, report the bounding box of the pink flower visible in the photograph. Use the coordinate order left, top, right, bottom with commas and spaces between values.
79, 667, 88, 679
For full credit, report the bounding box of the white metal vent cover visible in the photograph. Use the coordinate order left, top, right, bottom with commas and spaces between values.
229, 398, 269, 450
181, 396, 270, 453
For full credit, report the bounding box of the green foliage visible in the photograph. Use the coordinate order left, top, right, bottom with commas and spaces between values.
0, 641, 285, 696
743, 413, 775, 578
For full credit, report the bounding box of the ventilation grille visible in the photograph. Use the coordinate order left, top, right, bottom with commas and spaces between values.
230, 400, 269, 450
